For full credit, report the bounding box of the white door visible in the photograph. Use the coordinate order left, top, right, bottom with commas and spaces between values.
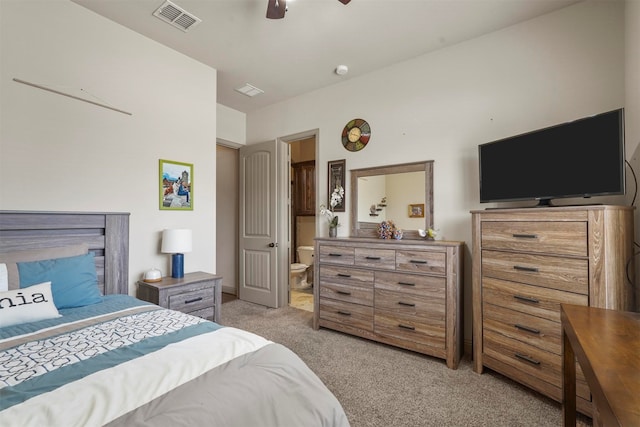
238, 140, 289, 308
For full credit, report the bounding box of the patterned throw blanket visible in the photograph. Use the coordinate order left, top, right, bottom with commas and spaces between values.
0, 295, 350, 427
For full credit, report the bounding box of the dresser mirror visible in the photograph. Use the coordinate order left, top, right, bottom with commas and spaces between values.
350, 161, 433, 239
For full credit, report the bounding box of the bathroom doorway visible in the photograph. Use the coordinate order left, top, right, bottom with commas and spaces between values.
288, 135, 316, 312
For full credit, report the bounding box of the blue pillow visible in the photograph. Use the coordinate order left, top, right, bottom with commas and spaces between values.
17, 253, 102, 309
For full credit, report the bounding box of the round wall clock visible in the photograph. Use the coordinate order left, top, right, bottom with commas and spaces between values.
342, 118, 371, 152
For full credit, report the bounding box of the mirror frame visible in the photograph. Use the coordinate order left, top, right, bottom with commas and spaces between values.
350, 161, 434, 239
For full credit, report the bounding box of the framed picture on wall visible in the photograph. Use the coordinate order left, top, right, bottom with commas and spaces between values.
408, 203, 425, 218
160, 159, 193, 210
328, 159, 346, 212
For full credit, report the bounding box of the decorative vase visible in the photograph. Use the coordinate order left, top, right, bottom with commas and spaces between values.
329, 226, 337, 238
393, 229, 403, 240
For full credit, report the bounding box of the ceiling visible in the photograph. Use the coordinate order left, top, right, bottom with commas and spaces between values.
72, 0, 581, 114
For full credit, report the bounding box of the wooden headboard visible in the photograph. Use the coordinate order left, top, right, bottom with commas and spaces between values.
0, 211, 130, 295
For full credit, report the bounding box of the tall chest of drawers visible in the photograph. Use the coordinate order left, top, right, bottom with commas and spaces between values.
313, 237, 464, 369
471, 205, 635, 415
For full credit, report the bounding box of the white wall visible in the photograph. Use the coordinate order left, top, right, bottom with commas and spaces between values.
246, 1, 627, 342
0, 0, 218, 293
217, 104, 246, 146
626, 0, 640, 310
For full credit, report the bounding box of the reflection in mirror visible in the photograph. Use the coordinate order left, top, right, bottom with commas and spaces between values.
350, 161, 433, 239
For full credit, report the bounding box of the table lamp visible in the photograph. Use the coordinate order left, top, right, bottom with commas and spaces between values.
161, 229, 192, 278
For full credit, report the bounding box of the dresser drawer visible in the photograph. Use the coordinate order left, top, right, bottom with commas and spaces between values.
375, 271, 445, 297
168, 287, 214, 313
319, 245, 354, 265
375, 312, 445, 348
481, 221, 587, 257
320, 282, 373, 306
396, 250, 446, 275
355, 248, 395, 269
375, 289, 445, 320
484, 328, 561, 388
320, 265, 373, 288
484, 303, 561, 355
483, 277, 588, 323
483, 328, 591, 400
319, 298, 373, 331
482, 250, 588, 295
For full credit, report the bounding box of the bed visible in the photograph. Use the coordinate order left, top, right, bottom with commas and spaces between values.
0, 211, 349, 426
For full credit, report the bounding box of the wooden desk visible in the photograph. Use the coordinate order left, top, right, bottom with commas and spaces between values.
561, 304, 640, 426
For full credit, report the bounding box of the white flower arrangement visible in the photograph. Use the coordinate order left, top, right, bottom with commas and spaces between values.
319, 185, 344, 228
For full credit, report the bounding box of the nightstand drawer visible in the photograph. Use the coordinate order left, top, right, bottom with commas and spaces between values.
481, 221, 587, 256
189, 306, 215, 320
168, 287, 214, 313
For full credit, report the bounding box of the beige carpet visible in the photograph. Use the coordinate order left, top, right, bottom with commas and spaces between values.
220, 299, 591, 427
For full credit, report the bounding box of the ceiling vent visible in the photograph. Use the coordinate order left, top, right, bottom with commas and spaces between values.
153, 1, 201, 32
235, 84, 264, 97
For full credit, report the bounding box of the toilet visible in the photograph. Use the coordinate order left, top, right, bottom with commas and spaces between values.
290, 246, 314, 290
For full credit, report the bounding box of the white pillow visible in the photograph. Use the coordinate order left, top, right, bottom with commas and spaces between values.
0, 263, 7, 292
0, 281, 61, 328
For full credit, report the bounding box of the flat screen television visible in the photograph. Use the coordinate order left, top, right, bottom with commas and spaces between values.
478, 108, 625, 206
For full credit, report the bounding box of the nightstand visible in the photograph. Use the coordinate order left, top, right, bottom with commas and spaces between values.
136, 271, 222, 322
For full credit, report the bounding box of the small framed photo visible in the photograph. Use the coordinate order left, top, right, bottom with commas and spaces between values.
160, 159, 193, 210
328, 159, 346, 212
408, 203, 424, 218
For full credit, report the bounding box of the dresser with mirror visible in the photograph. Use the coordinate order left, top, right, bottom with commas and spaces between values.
313, 161, 464, 369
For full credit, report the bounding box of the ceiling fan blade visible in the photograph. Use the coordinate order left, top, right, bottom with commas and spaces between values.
338, 0, 351, 4
266, 0, 287, 19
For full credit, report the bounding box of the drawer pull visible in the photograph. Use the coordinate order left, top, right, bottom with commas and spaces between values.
513, 295, 539, 304
336, 290, 351, 296
515, 353, 541, 365
329, 253, 343, 257
185, 297, 203, 305
512, 233, 538, 239
398, 282, 416, 287
365, 256, 381, 260
409, 260, 428, 264
337, 310, 352, 316
515, 324, 541, 335
513, 265, 539, 273
337, 273, 351, 278
398, 324, 416, 331
398, 301, 416, 307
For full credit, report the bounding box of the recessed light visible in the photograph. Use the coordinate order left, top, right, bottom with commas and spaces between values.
335, 65, 348, 76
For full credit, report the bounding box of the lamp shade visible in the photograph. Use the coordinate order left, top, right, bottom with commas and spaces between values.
161, 229, 192, 254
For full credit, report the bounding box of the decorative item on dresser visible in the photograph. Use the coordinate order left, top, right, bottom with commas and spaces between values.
136, 271, 222, 322
314, 237, 464, 369
471, 205, 635, 417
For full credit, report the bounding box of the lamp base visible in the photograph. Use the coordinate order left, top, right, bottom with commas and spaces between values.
171, 253, 184, 278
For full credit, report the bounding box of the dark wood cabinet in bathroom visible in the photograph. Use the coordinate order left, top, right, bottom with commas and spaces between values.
292, 160, 315, 216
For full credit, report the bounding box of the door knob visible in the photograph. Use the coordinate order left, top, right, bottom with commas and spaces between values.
268, 242, 278, 247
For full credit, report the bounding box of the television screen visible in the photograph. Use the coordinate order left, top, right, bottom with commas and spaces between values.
479, 109, 625, 205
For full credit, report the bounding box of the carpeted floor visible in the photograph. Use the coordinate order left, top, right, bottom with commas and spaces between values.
219, 299, 592, 427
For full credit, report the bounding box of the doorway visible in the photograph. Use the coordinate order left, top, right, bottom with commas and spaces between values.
288, 136, 316, 312
216, 144, 239, 296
